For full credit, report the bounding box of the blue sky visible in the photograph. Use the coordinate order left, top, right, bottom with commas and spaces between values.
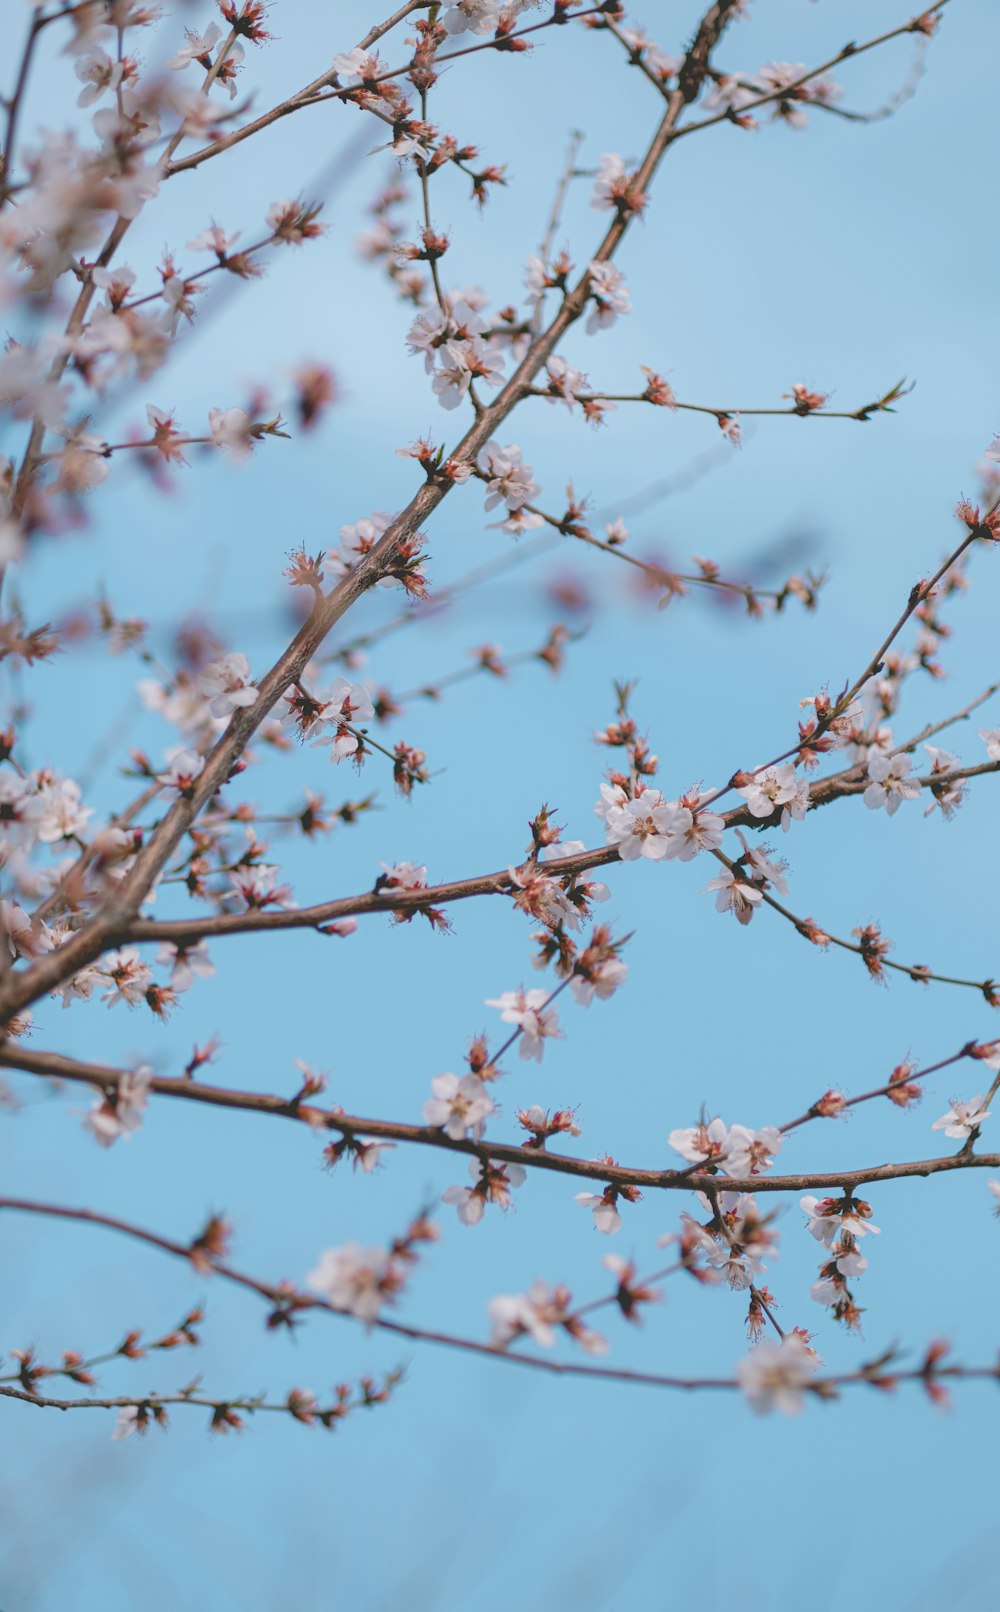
3, 1, 1000, 1607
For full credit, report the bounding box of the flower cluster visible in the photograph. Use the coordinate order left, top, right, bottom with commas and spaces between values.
488, 1279, 607, 1355
477, 441, 543, 534
308, 1214, 436, 1321
0, 0, 988, 1458
84, 1064, 154, 1147
706, 63, 842, 130
443, 1158, 527, 1225
596, 782, 725, 863
737, 762, 809, 830
406, 291, 509, 410
669, 1119, 783, 1179
802, 1195, 880, 1330
684, 1190, 780, 1297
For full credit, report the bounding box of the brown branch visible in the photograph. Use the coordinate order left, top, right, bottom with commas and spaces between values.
0, 1380, 395, 1428
4, 1047, 999, 1199
507, 487, 819, 605
0, 1193, 996, 1399
695, 524, 985, 816
324, 529, 561, 666
324, 426, 752, 667
776, 1047, 971, 1136
108, 725, 1000, 949
31, 780, 164, 929
744, 700, 984, 944
10, 21, 240, 519
709, 846, 999, 998
671, 2, 952, 144
603, 16, 673, 100
896, 680, 1000, 753
5, 1353, 998, 1406
164, 5, 606, 179
125, 848, 609, 942
9, 0, 418, 513
0, 5, 45, 207
531, 127, 585, 338
832, 535, 978, 724
391, 628, 583, 705
0, 0, 746, 1028
523, 386, 900, 422
718, 754, 1000, 833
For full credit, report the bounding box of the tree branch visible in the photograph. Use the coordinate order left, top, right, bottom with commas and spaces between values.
4, 1046, 998, 1198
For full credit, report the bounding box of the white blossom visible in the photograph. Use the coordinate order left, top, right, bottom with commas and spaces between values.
353, 1140, 395, 1174
800, 1194, 880, 1245
84, 1064, 153, 1146
570, 954, 628, 1006
55, 960, 108, 1009
0, 775, 41, 850
702, 1191, 774, 1290
307, 1243, 396, 1323
485, 988, 562, 1061
313, 677, 376, 761
423, 1072, 495, 1140
139, 674, 216, 735
591, 152, 628, 210
602, 788, 680, 861
378, 861, 426, 892
585, 261, 631, 333
477, 441, 539, 511
660, 804, 725, 861
781, 776, 811, 831
99, 948, 152, 1008
407, 301, 485, 373
723, 1124, 782, 1178
332, 47, 377, 80
492, 505, 544, 536
574, 1192, 621, 1234
594, 781, 628, 824
668, 1117, 730, 1167
488, 1281, 559, 1349
443, 1158, 526, 1224
208, 406, 254, 455
112, 1406, 141, 1440
923, 744, 965, 819
34, 777, 93, 844
932, 1096, 991, 1140
168, 23, 222, 69
441, 0, 502, 36
189, 224, 240, 256
863, 752, 921, 815
229, 864, 288, 909
199, 653, 258, 718
739, 837, 790, 897
75, 49, 123, 107
544, 355, 589, 412
156, 748, 204, 791
737, 1335, 819, 1414
329, 513, 393, 579
738, 764, 798, 819
156, 940, 215, 993
704, 867, 763, 924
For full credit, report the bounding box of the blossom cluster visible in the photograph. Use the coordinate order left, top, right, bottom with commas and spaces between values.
0, 0, 992, 1454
